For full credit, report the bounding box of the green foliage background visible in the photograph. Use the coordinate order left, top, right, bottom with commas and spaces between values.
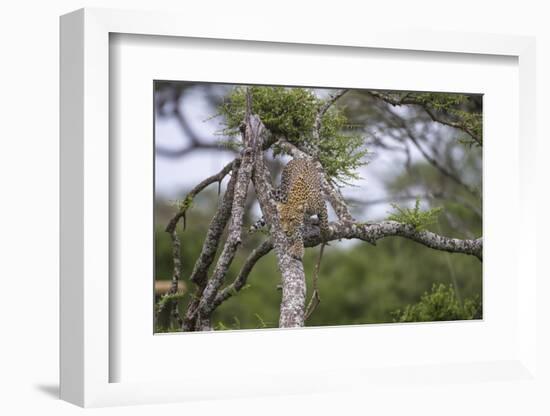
155, 184, 482, 331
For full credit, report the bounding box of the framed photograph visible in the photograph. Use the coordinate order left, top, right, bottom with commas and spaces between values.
60, 8, 538, 408
152, 80, 483, 334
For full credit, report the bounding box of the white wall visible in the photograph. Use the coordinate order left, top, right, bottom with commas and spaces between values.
1, 1, 548, 415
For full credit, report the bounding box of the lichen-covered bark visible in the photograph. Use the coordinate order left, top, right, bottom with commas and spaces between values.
187, 159, 241, 286
181, 162, 239, 331
197, 146, 254, 318
248, 115, 308, 327
302, 221, 482, 260
165, 160, 235, 234
213, 240, 273, 308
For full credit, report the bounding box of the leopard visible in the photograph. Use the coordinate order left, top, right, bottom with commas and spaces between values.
249, 158, 329, 319
275, 158, 329, 259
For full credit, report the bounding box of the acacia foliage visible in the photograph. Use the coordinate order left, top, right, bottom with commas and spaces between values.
387, 198, 443, 230
217, 86, 368, 183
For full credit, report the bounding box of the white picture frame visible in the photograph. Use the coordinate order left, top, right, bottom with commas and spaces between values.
60, 7, 538, 408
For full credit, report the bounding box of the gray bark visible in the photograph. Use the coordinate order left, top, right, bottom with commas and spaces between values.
165, 160, 235, 234
197, 147, 254, 318
302, 221, 482, 260
181, 162, 240, 331
186, 159, 241, 286
248, 115, 308, 328
213, 240, 273, 308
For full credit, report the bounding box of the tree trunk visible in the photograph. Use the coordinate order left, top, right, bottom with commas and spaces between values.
275, 252, 306, 327
247, 113, 307, 327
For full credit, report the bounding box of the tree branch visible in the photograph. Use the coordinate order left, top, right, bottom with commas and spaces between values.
196, 96, 257, 322
313, 89, 349, 141
209, 215, 482, 321
381, 106, 480, 198
250, 119, 308, 327
367, 91, 482, 146
212, 240, 273, 309
165, 160, 236, 233
196, 152, 254, 319
302, 221, 482, 261
181, 161, 240, 331
304, 242, 325, 321
156, 90, 237, 158
422, 106, 481, 146
404, 124, 481, 198
155, 227, 183, 328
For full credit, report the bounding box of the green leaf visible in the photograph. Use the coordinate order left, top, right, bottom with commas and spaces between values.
387, 198, 443, 230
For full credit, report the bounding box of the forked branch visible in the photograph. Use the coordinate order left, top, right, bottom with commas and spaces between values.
165, 160, 236, 233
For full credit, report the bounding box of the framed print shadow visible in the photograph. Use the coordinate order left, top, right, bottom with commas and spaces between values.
153, 83, 483, 333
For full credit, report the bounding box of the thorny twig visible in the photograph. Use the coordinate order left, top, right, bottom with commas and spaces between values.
304, 242, 326, 322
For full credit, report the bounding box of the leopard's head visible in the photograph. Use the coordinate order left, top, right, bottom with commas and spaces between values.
278, 202, 304, 238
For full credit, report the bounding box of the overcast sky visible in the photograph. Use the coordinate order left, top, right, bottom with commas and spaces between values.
154, 85, 428, 221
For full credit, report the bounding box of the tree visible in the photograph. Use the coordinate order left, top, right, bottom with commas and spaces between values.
157, 86, 483, 331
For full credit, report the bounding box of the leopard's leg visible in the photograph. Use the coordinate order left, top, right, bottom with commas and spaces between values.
273, 163, 293, 204
288, 225, 305, 260
317, 201, 329, 242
